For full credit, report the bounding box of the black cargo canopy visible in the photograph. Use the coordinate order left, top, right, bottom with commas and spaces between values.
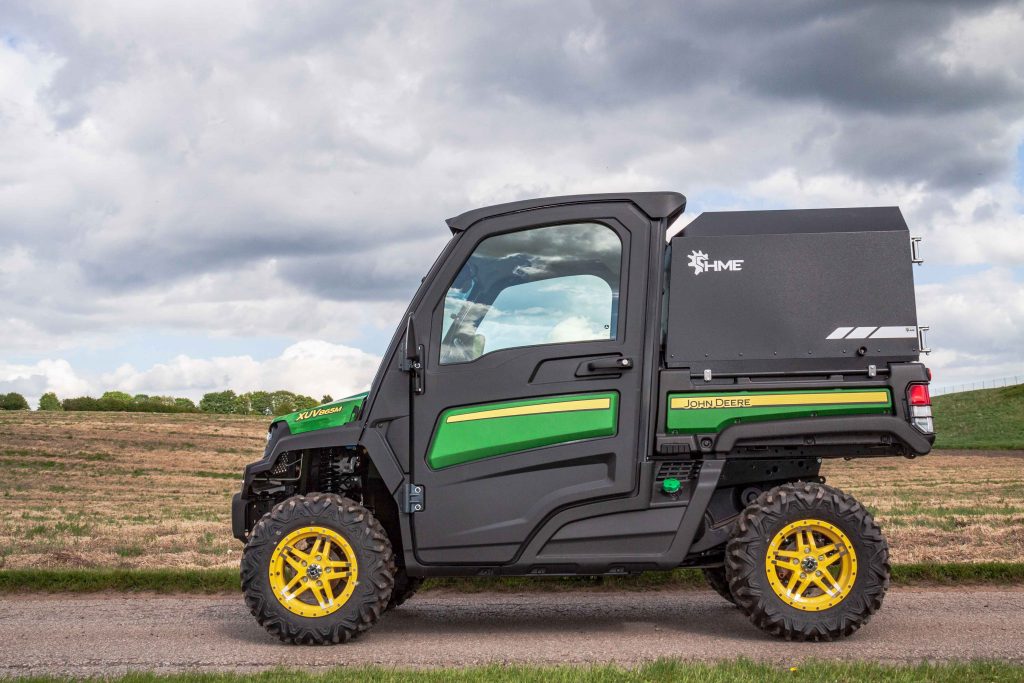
665, 207, 920, 373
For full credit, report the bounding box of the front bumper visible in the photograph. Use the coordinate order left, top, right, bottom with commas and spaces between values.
231, 492, 249, 542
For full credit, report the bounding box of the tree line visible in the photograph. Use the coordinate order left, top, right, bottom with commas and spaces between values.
0, 390, 334, 416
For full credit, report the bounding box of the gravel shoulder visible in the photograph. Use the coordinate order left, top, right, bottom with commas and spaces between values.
1, 588, 1023, 677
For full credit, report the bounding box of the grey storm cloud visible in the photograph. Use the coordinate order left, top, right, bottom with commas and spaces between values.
437, 2, 1022, 189
0, 0, 1022, 368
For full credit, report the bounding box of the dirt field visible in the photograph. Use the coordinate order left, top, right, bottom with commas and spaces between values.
1, 411, 1022, 570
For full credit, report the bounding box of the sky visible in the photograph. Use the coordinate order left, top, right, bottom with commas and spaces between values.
1, 1, 1023, 406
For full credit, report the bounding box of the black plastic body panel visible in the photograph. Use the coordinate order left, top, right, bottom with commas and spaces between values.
231, 492, 246, 541
715, 415, 931, 454
666, 208, 919, 373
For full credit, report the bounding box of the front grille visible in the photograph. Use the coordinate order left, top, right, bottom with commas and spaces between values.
656, 461, 700, 483
270, 452, 300, 477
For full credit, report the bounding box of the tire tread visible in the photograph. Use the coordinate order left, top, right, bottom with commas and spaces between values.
725, 481, 890, 641
240, 494, 395, 645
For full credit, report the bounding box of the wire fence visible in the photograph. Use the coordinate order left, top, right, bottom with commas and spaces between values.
931, 374, 1024, 397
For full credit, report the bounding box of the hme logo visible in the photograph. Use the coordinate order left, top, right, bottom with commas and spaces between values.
687, 249, 744, 275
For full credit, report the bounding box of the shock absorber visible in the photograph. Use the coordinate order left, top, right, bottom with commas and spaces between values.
316, 448, 363, 498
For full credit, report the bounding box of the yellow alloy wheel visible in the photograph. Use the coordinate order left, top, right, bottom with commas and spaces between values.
764, 519, 857, 612
268, 526, 359, 618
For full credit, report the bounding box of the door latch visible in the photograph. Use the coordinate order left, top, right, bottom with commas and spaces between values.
916, 325, 931, 354
910, 236, 924, 264
403, 483, 425, 513
577, 356, 634, 376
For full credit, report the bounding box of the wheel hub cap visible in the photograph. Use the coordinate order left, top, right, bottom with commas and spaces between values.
765, 518, 857, 612
268, 526, 359, 618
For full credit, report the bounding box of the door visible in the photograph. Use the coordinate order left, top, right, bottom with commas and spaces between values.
409, 202, 654, 565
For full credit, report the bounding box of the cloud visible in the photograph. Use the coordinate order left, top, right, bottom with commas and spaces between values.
0, 359, 92, 406
0, 340, 381, 408
918, 268, 1024, 385
104, 339, 380, 401
0, 1, 1022, 386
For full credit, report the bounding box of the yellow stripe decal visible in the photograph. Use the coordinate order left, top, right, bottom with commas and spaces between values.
670, 391, 889, 411
446, 398, 612, 424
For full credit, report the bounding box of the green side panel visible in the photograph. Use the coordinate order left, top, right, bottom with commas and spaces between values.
274, 392, 368, 435
428, 392, 619, 470
666, 389, 892, 434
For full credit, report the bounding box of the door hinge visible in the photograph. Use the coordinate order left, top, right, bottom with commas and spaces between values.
403, 483, 425, 513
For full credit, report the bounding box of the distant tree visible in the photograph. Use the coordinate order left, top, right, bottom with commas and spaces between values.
246, 391, 274, 416
294, 394, 319, 411
200, 390, 240, 414
132, 394, 150, 402
321, 394, 334, 405
97, 391, 131, 411
62, 396, 100, 411
38, 392, 62, 411
270, 390, 296, 416
1, 392, 30, 410
173, 397, 197, 411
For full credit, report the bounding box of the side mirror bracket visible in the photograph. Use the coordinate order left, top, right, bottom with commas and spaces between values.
399, 315, 425, 394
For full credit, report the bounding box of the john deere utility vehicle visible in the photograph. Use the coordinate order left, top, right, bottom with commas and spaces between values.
232, 192, 934, 643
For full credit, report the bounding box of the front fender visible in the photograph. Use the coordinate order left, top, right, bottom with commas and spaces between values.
232, 422, 409, 542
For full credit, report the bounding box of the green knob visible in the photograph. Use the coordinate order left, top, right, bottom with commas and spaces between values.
662, 477, 681, 494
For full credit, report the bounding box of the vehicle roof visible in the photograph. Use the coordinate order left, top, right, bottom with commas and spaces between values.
680, 206, 907, 237
446, 191, 686, 233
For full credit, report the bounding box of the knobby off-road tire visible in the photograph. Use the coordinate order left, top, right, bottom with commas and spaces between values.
241, 494, 395, 644
702, 566, 737, 606
386, 567, 424, 611
726, 482, 890, 641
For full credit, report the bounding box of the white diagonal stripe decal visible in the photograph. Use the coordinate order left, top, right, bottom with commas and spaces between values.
869, 326, 918, 339
827, 325, 918, 340
846, 326, 877, 339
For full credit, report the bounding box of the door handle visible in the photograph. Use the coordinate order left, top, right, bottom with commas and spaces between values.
578, 357, 634, 376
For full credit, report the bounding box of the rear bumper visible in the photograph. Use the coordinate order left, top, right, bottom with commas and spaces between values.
713, 415, 933, 456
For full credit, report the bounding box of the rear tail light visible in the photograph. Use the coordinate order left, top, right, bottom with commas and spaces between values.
907, 383, 933, 434
908, 384, 930, 405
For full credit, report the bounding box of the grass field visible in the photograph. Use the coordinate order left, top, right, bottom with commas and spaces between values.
7, 660, 1024, 683
933, 384, 1024, 450
4, 562, 1024, 594
0, 409, 1022, 572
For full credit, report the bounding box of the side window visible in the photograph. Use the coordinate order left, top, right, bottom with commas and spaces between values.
440, 223, 622, 365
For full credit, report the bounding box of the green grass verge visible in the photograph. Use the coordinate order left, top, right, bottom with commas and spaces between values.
0, 568, 239, 593
8, 660, 1024, 683
3, 562, 1023, 594
933, 384, 1024, 450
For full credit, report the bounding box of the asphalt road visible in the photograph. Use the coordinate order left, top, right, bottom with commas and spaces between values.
1, 587, 1023, 677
